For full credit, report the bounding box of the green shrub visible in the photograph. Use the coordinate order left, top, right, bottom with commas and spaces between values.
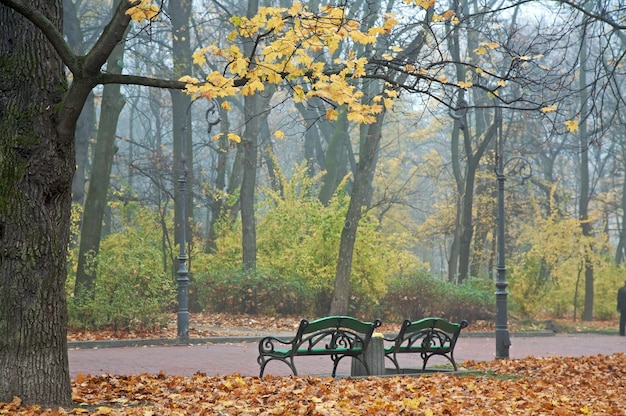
67, 205, 175, 331
441, 277, 495, 322
194, 268, 326, 316
378, 269, 447, 319
379, 272, 495, 323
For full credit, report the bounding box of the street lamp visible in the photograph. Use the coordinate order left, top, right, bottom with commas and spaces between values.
494, 108, 531, 359
177, 99, 221, 343
177, 157, 190, 343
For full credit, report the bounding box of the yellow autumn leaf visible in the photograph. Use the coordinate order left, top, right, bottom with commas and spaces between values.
126, 0, 159, 22
241, 78, 265, 96
326, 108, 339, 121
350, 31, 377, 45
474, 47, 487, 55
481, 41, 500, 49
192, 50, 206, 66
383, 16, 399, 32
382, 53, 394, 61
442, 10, 455, 20
288, 1, 303, 15
385, 89, 398, 98
541, 105, 558, 113
292, 85, 306, 103
274, 130, 285, 139
497, 80, 507, 87
178, 75, 199, 85
227, 133, 241, 143
221, 101, 232, 111
565, 119, 579, 133
212, 133, 223, 141
457, 81, 473, 89
347, 111, 374, 124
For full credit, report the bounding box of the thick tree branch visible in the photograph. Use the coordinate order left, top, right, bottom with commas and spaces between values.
82, 0, 138, 76
97, 73, 188, 90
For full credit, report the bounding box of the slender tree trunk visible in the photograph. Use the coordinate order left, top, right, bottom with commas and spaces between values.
64, 0, 93, 206
169, 0, 193, 248
297, 101, 327, 177
74, 33, 127, 300
206, 104, 229, 253
72, 94, 95, 205
329, 110, 385, 315
615, 145, 626, 264
0, 0, 73, 405
241, 94, 261, 271
319, 108, 350, 205
579, 4, 594, 321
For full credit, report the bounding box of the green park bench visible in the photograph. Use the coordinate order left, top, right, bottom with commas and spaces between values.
383, 317, 469, 372
257, 316, 382, 377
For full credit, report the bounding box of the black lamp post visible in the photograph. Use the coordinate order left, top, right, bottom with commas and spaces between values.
494, 108, 531, 359
176, 99, 220, 343
177, 157, 189, 343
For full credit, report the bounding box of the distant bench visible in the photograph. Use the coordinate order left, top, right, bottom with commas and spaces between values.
383, 317, 469, 372
257, 316, 382, 377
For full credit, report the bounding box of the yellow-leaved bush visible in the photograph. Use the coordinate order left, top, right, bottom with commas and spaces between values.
191, 163, 423, 317
507, 187, 622, 319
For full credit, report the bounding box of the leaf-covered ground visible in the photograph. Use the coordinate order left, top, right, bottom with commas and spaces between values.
3, 354, 626, 415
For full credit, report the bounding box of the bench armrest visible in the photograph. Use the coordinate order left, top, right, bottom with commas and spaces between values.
258, 335, 296, 353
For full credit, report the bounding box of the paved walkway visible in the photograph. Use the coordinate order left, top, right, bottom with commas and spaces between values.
68, 333, 626, 379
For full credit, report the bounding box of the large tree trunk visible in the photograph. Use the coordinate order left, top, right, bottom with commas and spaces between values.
0, 0, 74, 405
74, 31, 126, 301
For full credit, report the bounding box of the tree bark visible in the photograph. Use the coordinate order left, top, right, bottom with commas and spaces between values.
329, 110, 385, 315
579, 6, 594, 321
1, 0, 139, 404
240, 94, 261, 271
168, 0, 193, 248
0, 0, 73, 405
319, 108, 350, 205
63, 0, 94, 206
205, 103, 230, 253
74, 36, 127, 300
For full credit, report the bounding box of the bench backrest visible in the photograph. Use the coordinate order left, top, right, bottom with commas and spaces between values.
392, 317, 468, 351
294, 316, 382, 353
